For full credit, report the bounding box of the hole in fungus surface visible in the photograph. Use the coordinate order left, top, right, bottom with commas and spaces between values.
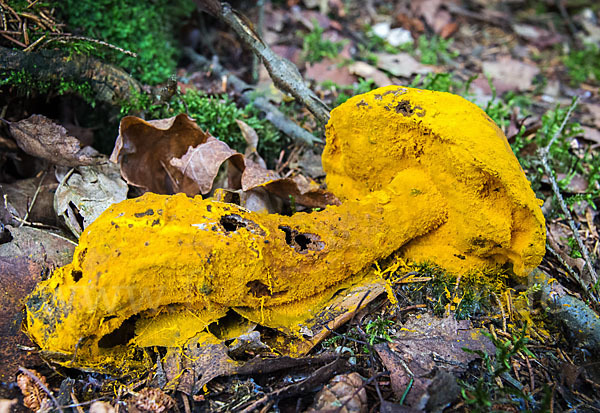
220, 214, 266, 235
207, 310, 250, 340
134, 209, 154, 218
246, 280, 271, 298
71, 270, 83, 283
98, 314, 139, 348
278, 226, 325, 254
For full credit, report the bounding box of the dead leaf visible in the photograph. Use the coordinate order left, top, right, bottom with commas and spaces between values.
512, 24, 563, 48
582, 126, 600, 148
374, 52, 433, 78
305, 58, 356, 85
555, 172, 589, 194
482, 56, 540, 93
9, 115, 104, 167
170, 137, 243, 194
110, 114, 210, 195
375, 313, 494, 407
236, 120, 267, 168
348, 61, 393, 87
54, 162, 128, 238
0, 225, 74, 382
164, 332, 240, 394
170, 137, 339, 209
0, 174, 59, 227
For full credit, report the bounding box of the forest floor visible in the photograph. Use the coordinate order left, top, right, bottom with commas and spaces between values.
1, 0, 600, 412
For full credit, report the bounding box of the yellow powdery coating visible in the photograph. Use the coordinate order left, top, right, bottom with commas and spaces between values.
322, 86, 545, 276
25, 168, 446, 372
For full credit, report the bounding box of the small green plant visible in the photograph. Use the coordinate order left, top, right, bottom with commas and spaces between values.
564, 43, 600, 85
460, 326, 544, 412
567, 236, 583, 258
416, 35, 458, 65
364, 316, 394, 345
301, 21, 347, 63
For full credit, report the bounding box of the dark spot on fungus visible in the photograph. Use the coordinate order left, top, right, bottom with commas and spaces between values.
151, 219, 160, 226
395, 100, 415, 116
128, 224, 133, 228
72, 270, 83, 282
278, 226, 325, 254
78, 248, 87, 263
454, 254, 466, 260
356, 99, 369, 109
374, 94, 382, 100
134, 209, 154, 218
144, 241, 149, 246
157, 209, 163, 215
102, 315, 117, 323
207, 205, 212, 212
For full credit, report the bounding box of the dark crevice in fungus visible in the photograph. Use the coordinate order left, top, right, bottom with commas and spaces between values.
278, 226, 325, 253
97, 314, 139, 348
220, 214, 266, 235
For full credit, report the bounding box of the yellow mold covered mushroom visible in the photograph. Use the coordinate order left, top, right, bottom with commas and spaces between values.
23, 86, 545, 374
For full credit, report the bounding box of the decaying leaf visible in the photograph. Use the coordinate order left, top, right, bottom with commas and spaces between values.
308, 372, 367, 413
169, 136, 243, 194
348, 61, 393, 87
0, 225, 75, 381
0, 174, 59, 227
374, 52, 432, 78
110, 114, 210, 195
54, 163, 128, 238
375, 313, 494, 408
8, 115, 104, 167
482, 56, 540, 93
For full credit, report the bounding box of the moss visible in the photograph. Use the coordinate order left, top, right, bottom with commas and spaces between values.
0, 68, 96, 106
56, 0, 195, 85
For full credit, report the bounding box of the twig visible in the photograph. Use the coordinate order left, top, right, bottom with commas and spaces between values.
197, 1, 331, 124
20, 169, 46, 227
537, 97, 598, 292
18, 366, 64, 413
183, 47, 321, 146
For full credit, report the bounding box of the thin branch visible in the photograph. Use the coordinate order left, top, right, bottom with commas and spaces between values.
195, 1, 331, 124
537, 96, 598, 292
183, 47, 321, 146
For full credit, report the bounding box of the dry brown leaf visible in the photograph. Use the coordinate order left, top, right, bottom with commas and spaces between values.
305, 58, 356, 85
9, 115, 104, 167
89, 401, 116, 413
170, 137, 243, 194
110, 114, 210, 195
348, 61, 393, 87
375, 313, 494, 407
374, 52, 433, 78
0, 225, 75, 381
482, 56, 540, 93
236, 119, 267, 168
0, 174, 59, 227
308, 373, 367, 413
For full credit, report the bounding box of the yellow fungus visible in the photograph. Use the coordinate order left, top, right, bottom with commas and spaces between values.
23, 86, 545, 374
